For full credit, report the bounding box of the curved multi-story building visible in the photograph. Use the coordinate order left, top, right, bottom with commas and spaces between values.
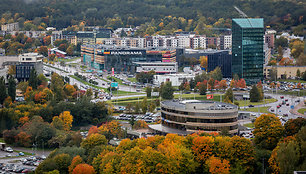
149, 100, 238, 135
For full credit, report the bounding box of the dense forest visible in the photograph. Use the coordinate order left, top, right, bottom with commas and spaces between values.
0, 0, 305, 34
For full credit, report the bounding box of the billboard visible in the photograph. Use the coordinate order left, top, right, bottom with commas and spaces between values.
111, 82, 118, 87
207, 94, 213, 99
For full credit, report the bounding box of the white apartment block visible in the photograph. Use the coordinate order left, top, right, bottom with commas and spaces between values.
220, 35, 232, 50
177, 36, 191, 48
1, 22, 19, 32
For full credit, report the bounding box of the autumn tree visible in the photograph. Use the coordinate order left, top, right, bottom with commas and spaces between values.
237, 79, 246, 88
64, 84, 76, 97
206, 156, 230, 174
209, 66, 223, 81
39, 46, 48, 57
253, 114, 284, 150
133, 120, 148, 129
199, 56, 208, 69
59, 111, 73, 131
81, 133, 107, 152
192, 136, 214, 162
219, 80, 227, 90
72, 164, 95, 174
284, 117, 306, 136
208, 78, 215, 90
197, 82, 207, 95
69, 155, 83, 174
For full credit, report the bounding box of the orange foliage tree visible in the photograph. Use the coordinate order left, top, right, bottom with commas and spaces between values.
133, 120, 148, 129
206, 156, 230, 174
15, 131, 32, 147
69, 155, 83, 174
88, 126, 99, 137
72, 164, 95, 174
219, 80, 227, 90
192, 136, 214, 162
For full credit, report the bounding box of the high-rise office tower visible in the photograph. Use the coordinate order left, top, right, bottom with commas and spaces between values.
232, 18, 264, 83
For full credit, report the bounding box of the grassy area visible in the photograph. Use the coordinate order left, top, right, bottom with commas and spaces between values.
15, 150, 33, 156
57, 57, 80, 62
108, 76, 124, 86
70, 75, 106, 90
0, 138, 4, 143
44, 64, 69, 73
277, 79, 306, 83
110, 94, 224, 106
236, 98, 278, 107
127, 77, 137, 83
243, 123, 255, 128
298, 108, 306, 115
70, 75, 139, 96
241, 106, 272, 114
272, 89, 306, 97
98, 77, 109, 83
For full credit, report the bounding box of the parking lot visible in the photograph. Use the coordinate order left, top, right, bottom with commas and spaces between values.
113, 112, 161, 123
0, 155, 44, 173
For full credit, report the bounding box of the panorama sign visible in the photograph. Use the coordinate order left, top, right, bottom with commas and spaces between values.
109, 51, 144, 56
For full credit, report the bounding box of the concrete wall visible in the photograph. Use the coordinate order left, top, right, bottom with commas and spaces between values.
264, 66, 306, 79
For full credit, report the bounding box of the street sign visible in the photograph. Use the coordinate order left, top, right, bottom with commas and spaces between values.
207, 94, 213, 99
111, 82, 118, 88
291, 105, 294, 109
152, 92, 159, 97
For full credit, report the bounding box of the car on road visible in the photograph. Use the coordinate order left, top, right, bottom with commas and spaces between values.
248, 105, 254, 108
283, 114, 288, 117
286, 103, 289, 106
280, 96, 284, 99
271, 108, 275, 112
19, 152, 25, 156
5, 147, 13, 153
277, 105, 281, 108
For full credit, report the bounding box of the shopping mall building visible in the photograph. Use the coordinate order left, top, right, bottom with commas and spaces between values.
81, 45, 182, 73
149, 100, 239, 135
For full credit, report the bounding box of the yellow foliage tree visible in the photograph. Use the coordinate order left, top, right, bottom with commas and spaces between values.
199, 56, 208, 69
54, 111, 73, 131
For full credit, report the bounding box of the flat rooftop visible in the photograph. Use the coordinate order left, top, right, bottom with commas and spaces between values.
161, 100, 237, 111
149, 124, 193, 135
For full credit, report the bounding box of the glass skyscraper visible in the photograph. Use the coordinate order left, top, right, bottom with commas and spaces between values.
232, 18, 264, 84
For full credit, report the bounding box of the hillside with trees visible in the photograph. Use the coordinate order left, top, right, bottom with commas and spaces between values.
0, 0, 305, 35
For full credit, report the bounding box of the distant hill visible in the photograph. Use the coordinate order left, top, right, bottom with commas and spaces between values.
0, 0, 305, 32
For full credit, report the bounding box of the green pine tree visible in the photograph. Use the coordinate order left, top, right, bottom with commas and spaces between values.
250, 85, 260, 102
161, 81, 174, 100
8, 75, 16, 101
28, 68, 38, 89
0, 76, 7, 104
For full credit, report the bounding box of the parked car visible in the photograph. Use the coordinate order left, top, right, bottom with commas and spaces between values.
5, 147, 13, 153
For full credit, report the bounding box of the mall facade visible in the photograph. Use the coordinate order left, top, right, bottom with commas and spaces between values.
81, 45, 183, 73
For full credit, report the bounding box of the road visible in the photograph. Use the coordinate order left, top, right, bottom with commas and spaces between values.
44, 60, 141, 93
239, 93, 304, 119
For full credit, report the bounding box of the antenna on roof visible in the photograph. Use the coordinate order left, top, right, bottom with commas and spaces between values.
233, 6, 253, 28
234, 6, 248, 18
